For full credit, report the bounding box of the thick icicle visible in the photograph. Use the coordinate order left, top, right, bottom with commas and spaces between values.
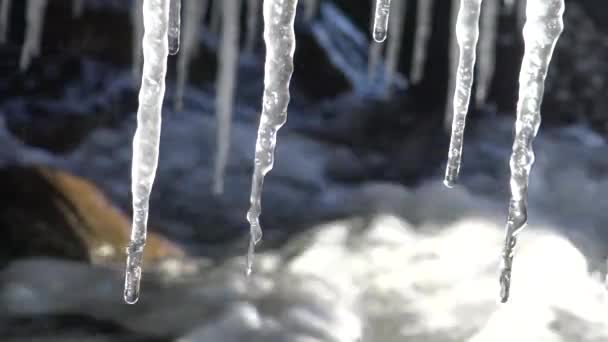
73, 0, 84, 18
246, 0, 298, 275
20, 0, 47, 71
132, 0, 144, 84
499, 0, 564, 303
384, 0, 406, 94
372, 0, 391, 43
444, 0, 460, 131
444, 0, 482, 188
168, 0, 181, 55
212, 0, 241, 195
244, 0, 261, 53
175, 0, 207, 111
475, 0, 499, 105
410, 0, 434, 83
0, 0, 12, 43
304, 0, 319, 21
124, 0, 170, 305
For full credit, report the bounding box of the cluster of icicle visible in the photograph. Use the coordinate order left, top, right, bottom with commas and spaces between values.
1, 0, 566, 303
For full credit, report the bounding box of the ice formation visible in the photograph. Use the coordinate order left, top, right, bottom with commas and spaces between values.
246, 0, 299, 275
244, 0, 261, 53
168, 0, 181, 55
125, 0, 170, 304
384, 0, 406, 94
372, 0, 391, 43
499, 0, 564, 303
444, 0, 483, 187
445, 0, 460, 131
0, 0, 11, 43
20, 0, 47, 71
212, 0, 241, 195
475, 0, 499, 105
368, 0, 384, 81
410, 0, 434, 83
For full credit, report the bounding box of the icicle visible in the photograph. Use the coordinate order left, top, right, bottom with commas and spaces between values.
372, 0, 391, 43
304, 0, 319, 21
20, 0, 47, 71
444, 0, 460, 131
175, 0, 207, 111
246, 0, 298, 275
0, 0, 12, 44
410, 0, 434, 84
244, 0, 261, 54
124, 0, 170, 305
168, 0, 181, 55
132, 0, 144, 84
443, 0, 482, 188
499, 0, 564, 303
475, 0, 499, 105
384, 0, 406, 94
212, 0, 241, 195
368, 0, 383, 82
73, 0, 84, 18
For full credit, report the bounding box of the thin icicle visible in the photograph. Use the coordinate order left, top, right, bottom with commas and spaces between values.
175, 0, 207, 111
168, 0, 181, 55
304, 0, 319, 21
212, 0, 241, 195
0, 0, 12, 43
244, 0, 261, 54
73, 0, 84, 18
246, 0, 298, 275
132, 0, 144, 84
499, 0, 564, 303
372, 0, 391, 43
384, 0, 406, 95
368, 0, 383, 82
444, 0, 483, 188
410, 0, 434, 84
444, 0, 460, 132
124, 0, 170, 305
475, 0, 499, 105
20, 0, 47, 71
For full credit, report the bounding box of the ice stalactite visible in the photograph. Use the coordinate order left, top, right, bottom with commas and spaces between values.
212, 0, 241, 195
244, 0, 261, 54
445, 0, 460, 132
246, 0, 298, 275
368, 0, 384, 82
384, 0, 406, 95
175, 0, 207, 111
372, 0, 391, 43
0, 0, 12, 43
475, 0, 499, 105
304, 0, 319, 21
132, 0, 144, 85
499, 0, 564, 303
168, 0, 181, 55
124, 0, 170, 305
73, 0, 84, 18
410, 0, 434, 84
20, 0, 48, 71
444, 0, 482, 188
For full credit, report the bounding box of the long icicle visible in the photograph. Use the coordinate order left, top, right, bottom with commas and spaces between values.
124, 0, 170, 305
0, 0, 12, 43
368, 0, 383, 82
175, 0, 207, 111
131, 0, 144, 85
410, 0, 434, 84
244, 0, 261, 54
475, 0, 499, 105
19, 0, 47, 71
444, 0, 483, 187
168, 0, 181, 55
246, 0, 299, 275
384, 0, 406, 95
212, 0, 241, 195
499, 0, 564, 303
372, 0, 391, 43
444, 0, 460, 132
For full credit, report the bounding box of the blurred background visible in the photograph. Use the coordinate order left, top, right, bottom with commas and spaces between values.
0, 0, 607, 341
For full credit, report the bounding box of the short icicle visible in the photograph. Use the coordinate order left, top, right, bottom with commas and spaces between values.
384, 0, 406, 95
475, 0, 499, 105
124, 0, 170, 305
246, 0, 299, 276
499, 0, 564, 303
168, 0, 181, 55
410, 0, 434, 83
372, 0, 391, 43
20, 0, 48, 71
444, 0, 483, 188
212, 0, 241, 195
0, 0, 12, 43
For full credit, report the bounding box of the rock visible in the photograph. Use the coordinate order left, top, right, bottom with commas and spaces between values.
0, 165, 184, 265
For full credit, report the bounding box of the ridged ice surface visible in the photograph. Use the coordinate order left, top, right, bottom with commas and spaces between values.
499, 0, 565, 303
168, 0, 181, 55
372, 0, 391, 42
125, 0, 170, 304
246, 0, 299, 275
20, 0, 47, 71
410, 0, 434, 83
0, 0, 12, 43
444, 0, 482, 187
476, 0, 499, 105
